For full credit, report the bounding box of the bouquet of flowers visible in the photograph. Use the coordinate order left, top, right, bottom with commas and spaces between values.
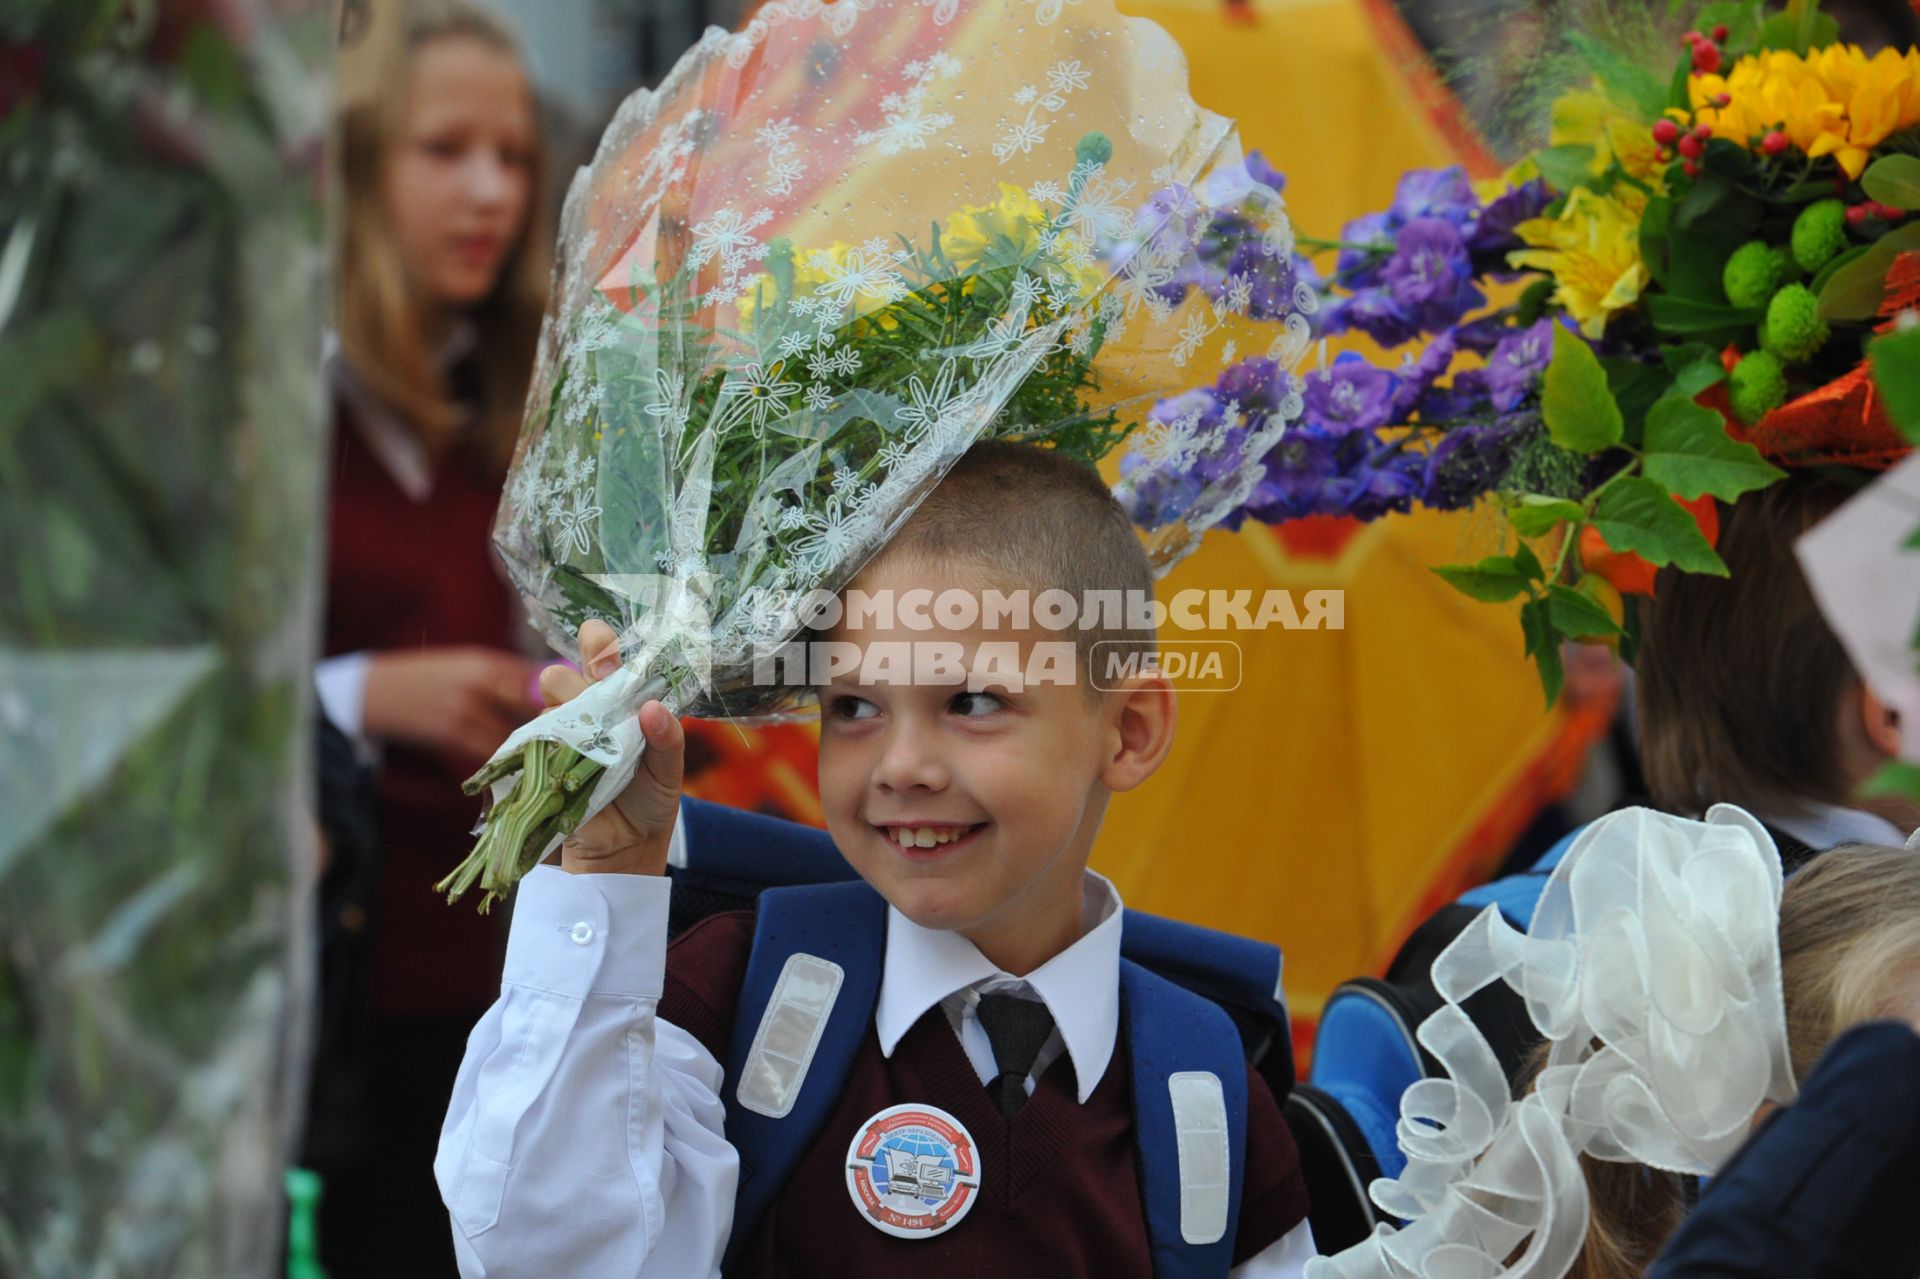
440, 0, 1318, 909
1123, 0, 1920, 703
0, 1, 329, 1273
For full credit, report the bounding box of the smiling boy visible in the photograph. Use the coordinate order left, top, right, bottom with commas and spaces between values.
436, 442, 1314, 1276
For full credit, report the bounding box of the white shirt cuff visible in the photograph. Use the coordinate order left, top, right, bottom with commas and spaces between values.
314, 651, 372, 738
504, 865, 672, 1001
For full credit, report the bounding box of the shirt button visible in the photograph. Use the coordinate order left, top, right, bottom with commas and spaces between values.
569, 921, 595, 946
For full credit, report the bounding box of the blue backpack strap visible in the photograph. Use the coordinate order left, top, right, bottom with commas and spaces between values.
678, 795, 853, 885
1123, 959, 1248, 1279
721, 880, 889, 1269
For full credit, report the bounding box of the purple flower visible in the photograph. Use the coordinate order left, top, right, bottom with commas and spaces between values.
1389, 167, 1480, 227
1469, 180, 1551, 263
1418, 367, 1491, 422
1389, 331, 1457, 421
1215, 357, 1288, 415
1333, 445, 1425, 520
1302, 356, 1398, 435
1240, 432, 1345, 523
1450, 314, 1513, 355
1244, 150, 1288, 194
1325, 288, 1419, 349
1224, 240, 1313, 323
1382, 218, 1485, 335
1422, 416, 1532, 509
1335, 210, 1398, 289
1482, 319, 1555, 411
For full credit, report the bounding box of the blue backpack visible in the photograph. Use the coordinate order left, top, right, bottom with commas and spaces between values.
670, 797, 1297, 1276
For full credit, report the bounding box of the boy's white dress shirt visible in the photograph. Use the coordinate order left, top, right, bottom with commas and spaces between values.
437, 860, 1317, 1277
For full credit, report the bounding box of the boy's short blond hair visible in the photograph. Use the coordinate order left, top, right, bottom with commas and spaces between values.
880, 441, 1156, 684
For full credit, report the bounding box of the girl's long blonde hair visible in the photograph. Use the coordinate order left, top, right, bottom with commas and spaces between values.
335, 0, 550, 477
1567, 842, 1920, 1279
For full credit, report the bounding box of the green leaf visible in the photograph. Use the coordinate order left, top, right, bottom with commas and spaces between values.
1567, 32, 1667, 118
1873, 328, 1920, 441
1639, 196, 1674, 290
1809, 243, 1870, 298
1666, 56, 1692, 113
1816, 222, 1920, 321
1903, 521, 1920, 551
1509, 495, 1588, 538
1864, 155, 1920, 211
1667, 354, 1728, 400
1537, 145, 1596, 194
1642, 396, 1787, 500
1861, 759, 1920, 804
1644, 293, 1765, 335
1591, 476, 1728, 574
1542, 325, 1624, 453
1513, 539, 1546, 582
1547, 583, 1624, 638
1520, 598, 1567, 707
1433, 555, 1533, 603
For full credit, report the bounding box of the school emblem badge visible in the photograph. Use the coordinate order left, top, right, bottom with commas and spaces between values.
844, 1103, 982, 1239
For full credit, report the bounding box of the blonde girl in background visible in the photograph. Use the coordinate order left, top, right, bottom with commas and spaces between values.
312, 4, 549, 1273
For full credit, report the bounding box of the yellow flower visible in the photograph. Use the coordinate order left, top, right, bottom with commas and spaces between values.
1692, 44, 1920, 179
1508, 186, 1651, 338
940, 183, 1054, 271
1551, 87, 1666, 184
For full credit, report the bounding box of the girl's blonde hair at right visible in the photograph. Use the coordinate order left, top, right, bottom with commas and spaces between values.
1558, 843, 1920, 1279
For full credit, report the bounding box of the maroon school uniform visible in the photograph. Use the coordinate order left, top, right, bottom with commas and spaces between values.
662, 910, 1311, 1276
322, 403, 519, 1015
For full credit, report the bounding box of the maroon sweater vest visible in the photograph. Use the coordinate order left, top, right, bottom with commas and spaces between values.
323, 405, 521, 1014
662, 911, 1312, 1276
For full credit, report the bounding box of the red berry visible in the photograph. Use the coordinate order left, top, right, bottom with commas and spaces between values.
1652, 118, 1680, 145
1712, 92, 1732, 108
1678, 133, 1704, 159
1712, 23, 1730, 40
1693, 123, 1713, 139
1761, 130, 1789, 155
1657, 147, 1673, 163
1692, 42, 1722, 73
1847, 203, 1869, 225
1684, 29, 1704, 44
1683, 159, 1702, 178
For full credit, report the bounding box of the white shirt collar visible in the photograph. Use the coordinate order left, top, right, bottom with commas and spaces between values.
874, 871, 1124, 1104
1759, 801, 1907, 854
324, 322, 478, 503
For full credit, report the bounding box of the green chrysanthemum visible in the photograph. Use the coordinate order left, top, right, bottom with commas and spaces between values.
1790, 199, 1847, 273
1729, 349, 1788, 425
1723, 240, 1793, 309
1763, 283, 1828, 363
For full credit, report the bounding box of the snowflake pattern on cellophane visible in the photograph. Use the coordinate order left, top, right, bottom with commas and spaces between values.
491, 0, 1317, 723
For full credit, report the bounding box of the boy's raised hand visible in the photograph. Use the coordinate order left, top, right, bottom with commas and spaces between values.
540, 619, 685, 876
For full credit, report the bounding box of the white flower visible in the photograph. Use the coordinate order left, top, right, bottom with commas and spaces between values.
804, 383, 835, 411
1044, 270, 1083, 311
1029, 180, 1066, 205
716, 361, 801, 436
966, 309, 1032, 363
644, 368, 693, 433
994, 113, 1050, 163
1010, 273, 1043, 310
904, 58, 927, 78
1115, 240, 1181, 319
862, 236, 892, 256
807, 347, 840, 379
831, 465, 862, 494
757, 118, 797, 148
878, 438, 913, 470
775, 331, 814, 359
562, 448, 597, 489
829, 347, 863, 377
1171, 311, 1215, 367
789, 500, 866, 574
1220, 338, 1239, 365
859, 96, 955, 156
1151, 163, 1180, 187
1061, 169, 1135, 244
895, 357, 962, 440
819, 250, 909, 306
1068, 325, 1094, 357
1014, 85, 1038, 105
764, 156, 805, 197
927, 53, 961, 79
1047, 59, 1090, 94
550, 491, 603, 557
1225, 274, 1255, 316
688, 207, 763, 270
778, 506, 811, 531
